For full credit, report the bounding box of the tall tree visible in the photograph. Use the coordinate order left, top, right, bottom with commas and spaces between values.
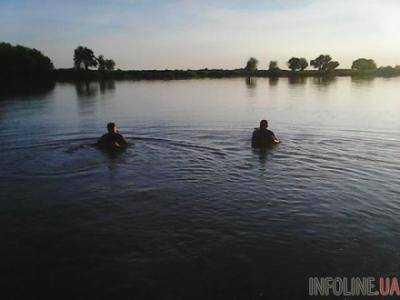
269, 61, 279, 70
351, 58, 377, 71
97, 55, 116, 72
97, 55, 106, 72
287, 57, 301, 72
245, 57, 258, 72
310, 55, 330, 70
310, 54, 339, 72
74, 46, 98, 70
104, 59, 115, 71
299, 58, 309, 71
326, 61, 340, 71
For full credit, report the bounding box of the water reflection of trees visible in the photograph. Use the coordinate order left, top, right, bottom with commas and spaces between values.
351, 76, 375, 86
74, 80, 116, 98
75, 81, 98, 98
312, 76, 336, 86
288, 76, 307, 85
74, 80, 116, 115
246, 77, 257, 89
286, 76, 337, 87
268, 77, 279, 87
0, 80, 55, 97
99, 80, 115, 94
245, 77, 257, 98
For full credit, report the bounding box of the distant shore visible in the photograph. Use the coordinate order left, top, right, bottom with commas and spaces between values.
53, 68, 400, 81
2, 42, 400, 89
2, 68, 400, 95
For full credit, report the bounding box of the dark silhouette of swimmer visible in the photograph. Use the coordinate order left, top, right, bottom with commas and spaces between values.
97, 122, 128, 150
252, 119, 280, 147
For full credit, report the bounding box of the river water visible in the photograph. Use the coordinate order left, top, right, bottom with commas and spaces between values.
1, 77, 400, 299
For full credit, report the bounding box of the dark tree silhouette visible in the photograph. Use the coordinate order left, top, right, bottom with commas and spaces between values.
97, 55, 106, 72
104, 59, 115, 71
287, 57, 301, 72
310, 55, 330, 70
98, 55, 116, 72
245, 57, 258, 72
310, 54, 339, 72
377, 66, 396, 76
299, 58, 308, 71
351, 58, 377, 71
0, 42, 53, 80
287, 57, 299, 71
287, 57, 308, 72
269, 61, 279, 70
74, 46, 98, 70
326, 61, 340, 71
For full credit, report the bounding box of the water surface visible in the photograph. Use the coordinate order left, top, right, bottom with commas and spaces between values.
1, 77, 400, 299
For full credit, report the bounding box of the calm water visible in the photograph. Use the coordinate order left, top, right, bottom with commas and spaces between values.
1, 77, 400, 299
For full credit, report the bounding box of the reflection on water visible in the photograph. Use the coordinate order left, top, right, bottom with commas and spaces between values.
268, 76, 279, 86
288, 76, 307, 85
1, 77, 400, 298
0, 79, 55, 98
312, 75, 337, 86
99, 80, 116, 94
74, 80, 115, 98
74, 80, 116, 114
246, 77, 257, 98
75, 81, 99, 98
351, 76, 376, 86
246, 77, 257, 88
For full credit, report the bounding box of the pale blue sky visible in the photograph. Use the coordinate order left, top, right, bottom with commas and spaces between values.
1, 0, 400, 69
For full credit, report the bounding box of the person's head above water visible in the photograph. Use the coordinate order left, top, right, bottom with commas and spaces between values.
98, 122, 128, 150
107, 122, 117, 134
259, 119, 268, 130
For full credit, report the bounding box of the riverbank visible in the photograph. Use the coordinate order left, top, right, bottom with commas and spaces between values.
2, 67, 400, 95
54, 67, 400, 81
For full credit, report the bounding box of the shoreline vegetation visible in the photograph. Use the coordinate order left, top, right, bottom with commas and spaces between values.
2, 42, 400, 93
54, 67, 397, 81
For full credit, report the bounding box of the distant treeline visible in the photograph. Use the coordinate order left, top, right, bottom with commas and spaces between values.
2, 42, 400, 86
54, 67, 400, 81
54, 68, 361, 81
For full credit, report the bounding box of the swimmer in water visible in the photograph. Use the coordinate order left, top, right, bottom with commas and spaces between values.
97, 122, 128, 150
252, 119, 280, 147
